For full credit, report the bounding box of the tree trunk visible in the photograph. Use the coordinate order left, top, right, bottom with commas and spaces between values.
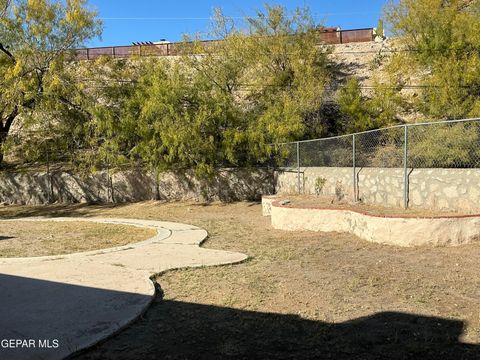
0, 131, 7, 165
0, 106, 19, 166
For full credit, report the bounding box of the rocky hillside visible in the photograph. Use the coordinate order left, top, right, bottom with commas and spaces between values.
329, 39, 425, 123
331, 40, 391, 86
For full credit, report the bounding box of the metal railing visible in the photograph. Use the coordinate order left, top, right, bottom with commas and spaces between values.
274, 118, 480, 209
74, 28, 374, 60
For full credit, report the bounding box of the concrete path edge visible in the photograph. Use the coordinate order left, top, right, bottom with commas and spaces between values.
0, 217, 249, 360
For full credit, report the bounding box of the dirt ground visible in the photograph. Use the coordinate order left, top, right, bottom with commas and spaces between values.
0, 201, 479, 359
0, 220, 155, 257
275, 195, 469, 217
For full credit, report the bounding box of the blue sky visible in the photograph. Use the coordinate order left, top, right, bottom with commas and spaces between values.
87, 0, 389, 47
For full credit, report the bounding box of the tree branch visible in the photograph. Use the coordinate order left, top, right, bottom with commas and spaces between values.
0, 0, 10, 19
0, 42, 15, 63
4, 105, 18, 131
58, 95, 92, 119
0, 105, 18, 135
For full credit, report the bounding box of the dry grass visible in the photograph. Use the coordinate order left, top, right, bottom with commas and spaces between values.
276, 195, 469, 217
0, 220, 156, 258
0, 201, 479, 358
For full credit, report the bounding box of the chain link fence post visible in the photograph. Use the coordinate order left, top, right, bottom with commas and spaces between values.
296, 141, 301, 194
106, 159, 111, 203
46, 149, 51, 203
352, 133, 356, 202
274, 118, 480, 208
403, 124, 409, 209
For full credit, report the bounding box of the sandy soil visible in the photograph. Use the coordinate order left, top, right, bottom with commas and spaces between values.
274, 195, 470, 218
0, 201, 478, 359
0, 220, 156, 257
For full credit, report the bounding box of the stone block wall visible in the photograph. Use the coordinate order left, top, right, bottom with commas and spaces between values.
275, 167, 480, 213
0, 168, 274, 205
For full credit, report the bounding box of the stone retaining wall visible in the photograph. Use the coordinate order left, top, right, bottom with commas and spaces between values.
0, 168, 274, 205
275, 167, 480, 213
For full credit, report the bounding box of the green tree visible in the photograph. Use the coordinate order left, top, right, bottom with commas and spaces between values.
338, 78, 400, 133
0, 0, 10, 17
384, 0, 480, 119
338, 79, 372, 133
241, 5, 332, 139
91, 5, 333, 176
0, 0, 101, 164
376, 0, 480, 169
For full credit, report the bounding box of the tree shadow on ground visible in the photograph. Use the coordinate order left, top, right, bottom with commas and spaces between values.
74, 285, 480, 360
1, 266, 478, 360
0, 203, 124, 219
0, 201, 262, 220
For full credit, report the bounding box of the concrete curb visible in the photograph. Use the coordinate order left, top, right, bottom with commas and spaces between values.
0, 217, 173, 262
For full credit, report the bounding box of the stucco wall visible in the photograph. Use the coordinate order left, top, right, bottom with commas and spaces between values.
275, 167, 480, 213
0, 168, 274, 205
270, 201, 480, 247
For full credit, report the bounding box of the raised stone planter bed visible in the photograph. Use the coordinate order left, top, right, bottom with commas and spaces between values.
265, 196, 480, 247
262, 195, 278, 216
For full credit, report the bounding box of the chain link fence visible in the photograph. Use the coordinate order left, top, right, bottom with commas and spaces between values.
300, 136, 354, 167
3, 118, 480, 207
274, 118, 480, 208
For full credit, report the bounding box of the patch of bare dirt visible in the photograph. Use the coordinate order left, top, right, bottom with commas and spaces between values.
276, 194, 470, 218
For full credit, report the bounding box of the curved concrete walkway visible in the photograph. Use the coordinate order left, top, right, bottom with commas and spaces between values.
0, 218, 248, 360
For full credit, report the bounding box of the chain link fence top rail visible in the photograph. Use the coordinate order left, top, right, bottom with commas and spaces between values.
274, 118, 480, 170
